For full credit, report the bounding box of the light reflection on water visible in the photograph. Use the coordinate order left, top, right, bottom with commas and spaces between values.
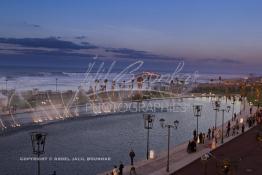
0, 97, 241, 175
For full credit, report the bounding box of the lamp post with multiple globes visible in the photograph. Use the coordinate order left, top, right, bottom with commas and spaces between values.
159, 118, 179, 172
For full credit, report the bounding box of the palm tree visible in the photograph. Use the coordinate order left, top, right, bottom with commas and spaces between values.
175, 78, 179, 84
112, 80, 116, 97
137, 77, 144, 89
170, 80, 174, 92
219, 76, 222, 84
131, 79, 135, 89
123, 80, 126, 89
94, 79, 99, 99
104, 79, 108, 91
95, 79, 99, 91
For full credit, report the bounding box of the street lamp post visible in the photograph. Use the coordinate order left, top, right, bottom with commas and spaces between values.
231, 97, 236, 121
219, 106, 230, 144
193, 105, 202, 140
143, 113, 155, 160
55, 78, 58, 92
212, 100, 221, 129
5, 79, 8, 91
243, 96, 246, 111
30, 132, 47, 175
159, 118, 179, 172
75, 96, 79, 116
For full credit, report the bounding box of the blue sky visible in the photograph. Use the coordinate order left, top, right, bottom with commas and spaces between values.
0, 0, 262, 73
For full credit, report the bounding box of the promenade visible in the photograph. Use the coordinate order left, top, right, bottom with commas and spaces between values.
175, 123, 262, 175
99, 101, 255, 175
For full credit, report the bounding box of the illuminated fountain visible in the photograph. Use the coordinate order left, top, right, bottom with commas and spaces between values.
8, 92, 20, 127
0, 119, 7, 130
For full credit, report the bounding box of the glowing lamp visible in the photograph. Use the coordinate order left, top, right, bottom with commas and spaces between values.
240, 118, 244, 124
149, 150, 155, 159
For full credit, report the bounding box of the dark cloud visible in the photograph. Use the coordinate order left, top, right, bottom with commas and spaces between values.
0, 47, 96, 58
106, 48, 147, 55
0, 37, 98, 50
23, 22, 41, 28
106, 48, 182, 62
0, 37, 181, 64
81, 41, 93, 46
32, 24, 40, 28
199, 58, 242, 64
20, 49, 96, 58
75, 36, 86, 40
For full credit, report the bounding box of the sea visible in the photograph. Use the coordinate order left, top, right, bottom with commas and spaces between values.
0, 64, 245, 174
0, 64, 250, 91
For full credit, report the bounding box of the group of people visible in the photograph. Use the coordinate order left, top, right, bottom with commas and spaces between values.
231, 119, 245, 136
187, 130, 206, 153
187, 140, 197, 153
247, 116, 256, 127
189, 106, 261, 154
254, 109, 262, 124
110, 162, 124, 175
226, 106, 262, 137
193, 129, 206, 144
207, 127, 217, 141
108, 149, 136, 175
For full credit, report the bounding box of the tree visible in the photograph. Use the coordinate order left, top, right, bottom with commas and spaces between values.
104, 79, 108, 91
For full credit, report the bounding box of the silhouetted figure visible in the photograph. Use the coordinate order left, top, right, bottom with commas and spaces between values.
119, 162, 124, 175
232, 126, 236, 136
242, 124, 245, 133
199, 133, 203, 144
208, 128, 211, 140
234, 113, 237, 120
212, 127, 215, 139
191, 140, 197, 152
236, 119, 239, 134
227, 121, 231, 130
226, 121, 231, 137
129, 166, 137, 175
187, 140, 196, 153
193, 129, 197, 141
129, 149, 135, 166
187, 140, 191, 153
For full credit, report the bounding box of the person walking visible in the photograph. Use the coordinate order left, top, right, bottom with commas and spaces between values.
232, 126, 236, 136
193, 129, 197, 141
208, 128, 211, 140
242, 124, 245, 133
187, 140, 191, 153
226, 127, 230, 137
228, 121, 231, 129
211, 127, 215, 139
129, 166, 137, 175
236, 119, 239, 134
234, 113, 237, 121
226, 121, 231, 137
199, 133, 203, 144
129, 149, 135, 166
119, 162, 124, 175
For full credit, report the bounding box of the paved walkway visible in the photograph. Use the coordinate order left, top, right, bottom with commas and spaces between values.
174, 122, 262, 175
99, 100, 254, 175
